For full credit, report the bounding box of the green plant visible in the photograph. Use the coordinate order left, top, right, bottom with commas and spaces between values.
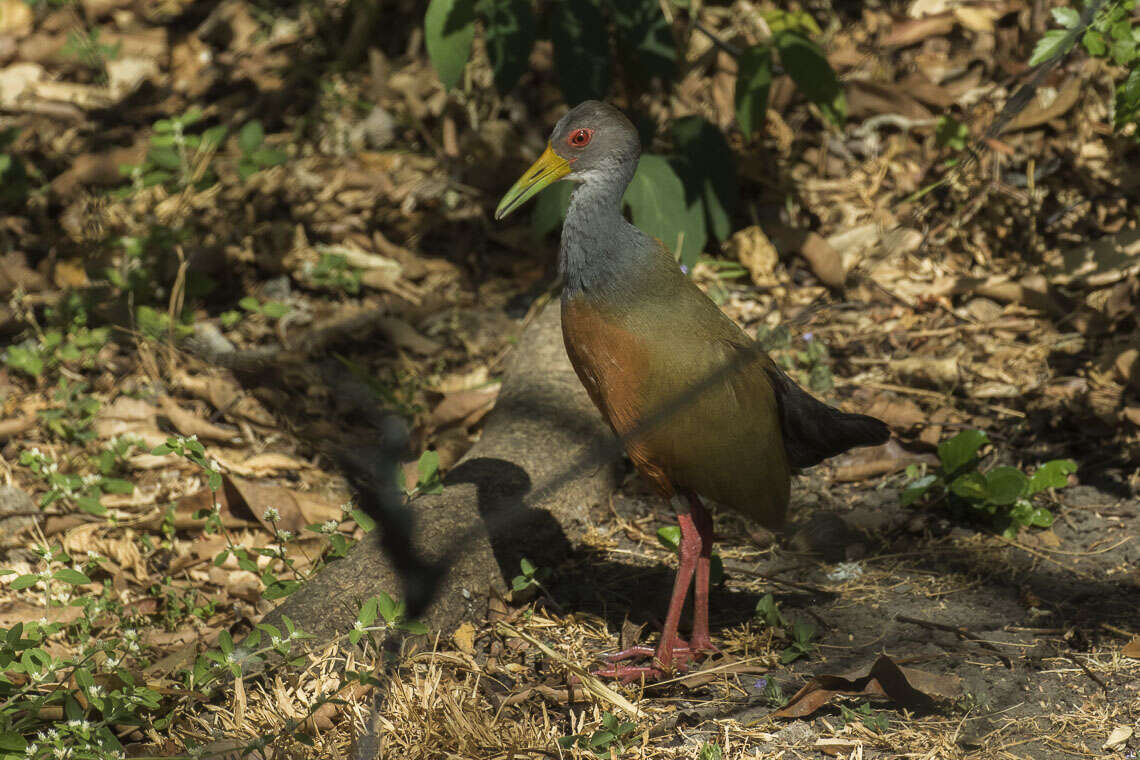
0, 544, 164, 759
305, 252, 363, 294
510, 557, 550, 593
1032, 0, 1139, 130
656, 524, 725, 585
61, 27, 119, 81
399, 450, 445, 497
135, 305, 193, 342
757, 325, 833, 393
238, 296, 290, 319
753, 593, 786, 628
350, 593, 429, 646
838, 700, 889, 733
19, 446, 133, 516
558, 712, 639, 757
236, 120, 288, 180
3, 325, 109, 381
901, 430, 1076, 537
781, 620, 817, 664
935, 115, 970, 151
37, 379, 100, 443
118, 109, 226, 193
698, 743, 724, 760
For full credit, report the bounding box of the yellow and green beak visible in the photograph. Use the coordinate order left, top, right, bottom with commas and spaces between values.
494, 144, 572, 220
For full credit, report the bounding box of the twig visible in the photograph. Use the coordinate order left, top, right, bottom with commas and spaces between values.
1069, 656, 1109, 694
896, 615, 1013, 668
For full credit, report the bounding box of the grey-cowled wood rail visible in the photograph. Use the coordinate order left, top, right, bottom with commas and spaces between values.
495, 101, 889, 681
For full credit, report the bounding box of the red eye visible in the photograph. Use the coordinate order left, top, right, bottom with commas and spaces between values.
567, 128, 593, 148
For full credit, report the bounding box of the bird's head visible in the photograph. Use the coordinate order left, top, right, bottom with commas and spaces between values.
495, 100, 640, 220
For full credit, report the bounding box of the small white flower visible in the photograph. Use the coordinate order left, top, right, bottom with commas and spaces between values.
277, 530, 294, 542
262, 507, 280, 522
320, 519, 339, 534
24, 743, 36, 756
340, 501, 354, 513
353, 620, 364, 632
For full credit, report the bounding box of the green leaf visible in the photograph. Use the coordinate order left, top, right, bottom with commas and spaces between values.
984, 466, 1029, 506
937, 430, 988, 476
425, 0, 476, 90
670, 116, 738, 242
350, 508, 375, 532
656, 524, 681, 552
623, 154, 707, 267
1110, 36, 1137, 65
376, 591, 398, 623
1029, 29, 1075, 66
239, 121, 265, 154
148, 146, 182, 170
251, 147, 288, 167
1051, 7, 1080, 29
552, 0, 610, 104
735, 45, 774, 136
0, 733, 26, 752
10, 574, 38, 590
53, 567, 91, 585
101, 478, 134, 494
239, 296, 261, 312
949, 471, 987, 502
1027, 459, 1077, 494
1028, 507, 1054, 527
4, 346, 43, 378
519, 557, 536, 576
359, 597, 379, 627
399, 620, 429, 634
775, 31, 845, 126
612, 0, 677, 82
1082, 28, 1107, 56
261, 301, 289, 319
479, 0, 536, 92
201, 125, 227, 149
417, 449, 440, 487
1115, 68, 1140, 128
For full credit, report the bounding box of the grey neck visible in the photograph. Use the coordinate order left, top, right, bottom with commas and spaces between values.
559, 163, 646, 300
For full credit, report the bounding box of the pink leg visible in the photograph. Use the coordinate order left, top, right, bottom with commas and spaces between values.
595, 509, 702, 680
686, 492, 716, 652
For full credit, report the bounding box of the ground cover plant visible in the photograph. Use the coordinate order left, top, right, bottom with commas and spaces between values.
0, 0, 1138, 757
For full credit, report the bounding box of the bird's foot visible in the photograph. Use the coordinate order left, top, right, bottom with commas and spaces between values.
592, 638, 707, 683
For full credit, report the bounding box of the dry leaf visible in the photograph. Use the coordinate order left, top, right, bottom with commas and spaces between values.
815, 738, 860, 756
772, 655, 960, 719
1104, 726, 1133, 751
157, 396, 239, 442
452, 621, 477, 655
223, 475, 342, 533
1122, 637, 1140, 658
725, 225, 779, 286
93, 396, 165, 445
429, 386, 500, 429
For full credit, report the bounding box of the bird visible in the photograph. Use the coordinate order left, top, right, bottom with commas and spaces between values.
495, 101, 890, 681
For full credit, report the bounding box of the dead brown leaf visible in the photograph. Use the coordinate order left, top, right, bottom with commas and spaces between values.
772, 655, 960, 719
222, 475, 342, 533
1122, 637, 1140, 658
157, 395, 239, 443
724, 225, 780, 287
429, 386, 500, 430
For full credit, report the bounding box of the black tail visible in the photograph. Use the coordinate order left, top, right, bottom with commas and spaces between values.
765, 365, 890, 470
